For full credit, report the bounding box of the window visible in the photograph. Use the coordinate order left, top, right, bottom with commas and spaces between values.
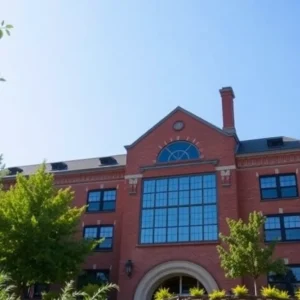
140, 174, 218, 244
99, 156, 117, 165
268, 265, 300, 295
152, 275, 206, 298
83, 226, 114, 250
33, 284, 49, 298
51, 162, 68, 171
25, 284, 49, 299
78, 270, 109, 289
87, 189, 117, 212
8, 167, 23, 175
267, 137, 284, 148
157, 141, 200, 163
260, 174, 298, 200
264, 214, 300, 242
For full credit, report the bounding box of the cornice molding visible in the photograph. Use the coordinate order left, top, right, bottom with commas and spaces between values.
237, 152, 300, 169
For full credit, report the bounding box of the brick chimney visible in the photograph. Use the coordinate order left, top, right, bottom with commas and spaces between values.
220, 86, 236, 133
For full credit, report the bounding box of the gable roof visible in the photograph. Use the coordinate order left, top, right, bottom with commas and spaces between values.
237, 136, 300, 155
4, 154, 127, 178
125, 106, 236, 149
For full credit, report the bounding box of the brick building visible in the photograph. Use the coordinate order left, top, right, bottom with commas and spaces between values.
5, 87, 300, 299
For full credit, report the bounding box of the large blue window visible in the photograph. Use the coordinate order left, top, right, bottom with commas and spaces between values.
157, 141, 200, 163
140, 174, 218, 244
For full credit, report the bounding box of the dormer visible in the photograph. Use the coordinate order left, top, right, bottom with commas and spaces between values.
51, 162, 68, 171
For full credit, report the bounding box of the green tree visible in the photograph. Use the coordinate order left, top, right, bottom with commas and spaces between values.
0, 20, 13, 81
0, 20, 13, 39
217, 211, 286, 295
0, 155, 6, 178
0, 164, 98, 297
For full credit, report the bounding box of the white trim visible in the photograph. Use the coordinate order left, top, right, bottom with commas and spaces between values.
133, 261, 218, 300
124, 174, 143, 179
215, 165, 236, 171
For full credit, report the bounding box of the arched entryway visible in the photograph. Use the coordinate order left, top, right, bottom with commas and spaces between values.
134, 261, 218, 300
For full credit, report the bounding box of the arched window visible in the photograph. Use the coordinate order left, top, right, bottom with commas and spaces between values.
157, 141, 200, 163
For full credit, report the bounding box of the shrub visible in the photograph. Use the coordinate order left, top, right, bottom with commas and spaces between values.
154, 287, 174, 300
276, 290, 290, 300
81, 284, 101, 297
189, 287, 205, 297
295, 289, 300, 300
261, 285, 280, 298
209, 289, 226, 300
55, 281, 118, 300
231, 285, 248, 297
42, 291, 60, 300
0, 272, 18, 300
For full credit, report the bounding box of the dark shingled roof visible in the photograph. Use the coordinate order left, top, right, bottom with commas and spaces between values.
5, 154, 127, 177
237, 136, 300, 155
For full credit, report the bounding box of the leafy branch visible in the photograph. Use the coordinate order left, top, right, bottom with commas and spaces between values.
0, 20, 13, 39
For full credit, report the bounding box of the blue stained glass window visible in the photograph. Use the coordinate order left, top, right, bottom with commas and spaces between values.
157, 141, 200, 163
140, 174, 218, 244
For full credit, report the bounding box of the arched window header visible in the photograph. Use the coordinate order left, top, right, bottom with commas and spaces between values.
157, 141, 200, 163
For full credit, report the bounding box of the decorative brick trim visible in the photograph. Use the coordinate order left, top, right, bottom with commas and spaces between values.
54, 172, 125, 185
237, 153, 300, 169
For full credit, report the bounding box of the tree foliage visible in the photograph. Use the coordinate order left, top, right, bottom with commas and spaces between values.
0, 20, 13, 82
0, 155, 6, 179
0, 165, 98, 295
0, 20, 13, 39
217, 211, 286, 295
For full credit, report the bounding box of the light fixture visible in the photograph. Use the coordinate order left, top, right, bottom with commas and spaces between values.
125, 259, 133, 277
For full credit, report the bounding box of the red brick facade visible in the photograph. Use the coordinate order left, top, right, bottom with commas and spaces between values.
5, 87, 300, 299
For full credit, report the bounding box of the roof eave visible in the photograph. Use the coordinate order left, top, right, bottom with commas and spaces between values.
3, 165, 126, 180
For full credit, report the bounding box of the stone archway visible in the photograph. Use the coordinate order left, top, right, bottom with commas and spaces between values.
134, 261, 219, 300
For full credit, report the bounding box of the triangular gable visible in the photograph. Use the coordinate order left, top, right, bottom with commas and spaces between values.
125, 106, 236, 149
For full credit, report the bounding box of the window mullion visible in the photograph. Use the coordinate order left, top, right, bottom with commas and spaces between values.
280, 216, 286, 241
97, 226, 101, 249
188, 178, 191, 242
177, 190, 179, 242
277, 175, 281, 198
179, 276, 182, 295
166, 178, 169, 243
100, 191, 104, 211
202, 177, 204, 239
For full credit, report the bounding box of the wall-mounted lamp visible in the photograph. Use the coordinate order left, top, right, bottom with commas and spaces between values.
125, 259, 133, 277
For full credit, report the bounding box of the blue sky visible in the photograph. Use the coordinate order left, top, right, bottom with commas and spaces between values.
1, 1, 300, 167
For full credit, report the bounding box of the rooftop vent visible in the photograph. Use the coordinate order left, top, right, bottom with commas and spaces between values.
51, 162, 68, 171
8, 167, 23, 175
267, 137, 284, 148
99, 156, 117, 165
